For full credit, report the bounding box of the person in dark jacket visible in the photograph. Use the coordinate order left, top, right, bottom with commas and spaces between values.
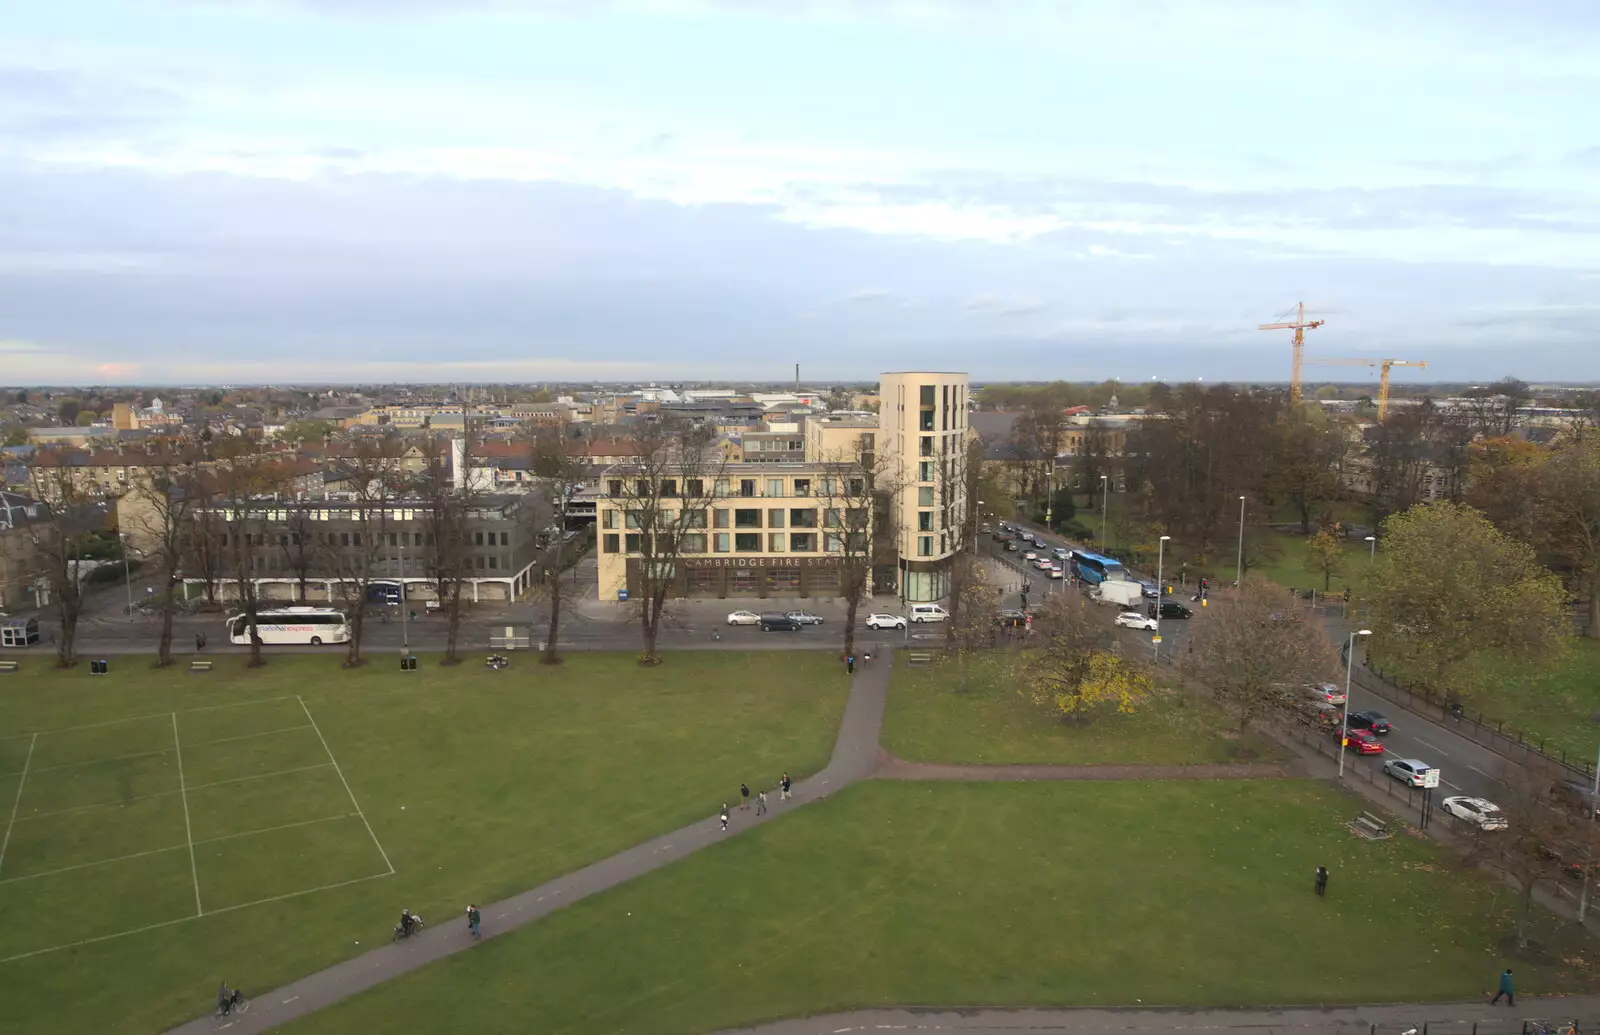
1314, 865, 1328, 897
1491, 968, 1514, 1006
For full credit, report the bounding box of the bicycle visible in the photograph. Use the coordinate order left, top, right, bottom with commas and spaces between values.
215, 990, 248, 1018
1527, 1020, 1580, 1035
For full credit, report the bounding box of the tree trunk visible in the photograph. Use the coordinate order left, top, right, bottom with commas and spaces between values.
1517, 877, 1535, 948
444, 583, 464, 664
1588, 591, 1599, 641
640, 594, 662, 663
842, 590, 861, 660
346, 610, 365, 667
543, 584, 562, 663
156, 593, 175, 667
1299, 499, 1312, 536
56, 606, 77, 668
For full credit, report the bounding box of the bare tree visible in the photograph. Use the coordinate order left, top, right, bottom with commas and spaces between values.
417, 430, 477, 664
273, 503, 318, 603
128, 444, 210, 666
22, 461, 100, 667
814, 435, 900, 660
944, 553, 1000, 691
942, 435, 985, 644
1007, 400, 1061, 514
607, 419, 725, 664
1483, 759, 1588, 948
528, 427, 589, 662
1178, 575, 1341, 732
319, 438, 402, 666
212, 439, 274, 667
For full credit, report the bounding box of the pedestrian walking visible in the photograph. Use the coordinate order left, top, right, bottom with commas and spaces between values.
1314, 865, 1328, 897
756, 790, 768, 815
863, 652, 872, 664
1491, 968, 1515, 1006
846, 654, 855, 675
720, 804, 729, 831
196, 633, 206, 652
740, 782, 751, 810
466, 904, 481, 940
780, 772, 792, 801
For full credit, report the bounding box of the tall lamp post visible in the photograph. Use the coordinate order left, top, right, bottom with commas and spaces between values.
1235, 495, 1246, 587
1339, 628, 1373, 777
1045, 461, 1054, 532
398, 539, 410, 655
1365, 535, 1376, 561
1099, 474, 1109, 546
1154, 534, 1171, 661
118, 532, 134, 618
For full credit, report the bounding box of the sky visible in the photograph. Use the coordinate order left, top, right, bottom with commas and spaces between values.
1, 0, 1598, 386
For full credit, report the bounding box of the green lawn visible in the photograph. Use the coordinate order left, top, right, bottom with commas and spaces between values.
881, 651, 1279, 764
1434, 640, 1600, 763
283, 780, 1595, 1035
0, 652, 849, 1035
1250, 530, 1372, 594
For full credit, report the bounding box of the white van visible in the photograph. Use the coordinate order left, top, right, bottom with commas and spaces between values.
909, 604, 949, 624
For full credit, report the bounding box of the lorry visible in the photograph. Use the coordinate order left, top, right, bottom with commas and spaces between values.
1090, 579, 1143, 608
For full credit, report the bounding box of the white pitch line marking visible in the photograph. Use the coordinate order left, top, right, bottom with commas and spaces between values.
172, 714, 202, 916
0, 735, 38, 878
299, 697, 394, 876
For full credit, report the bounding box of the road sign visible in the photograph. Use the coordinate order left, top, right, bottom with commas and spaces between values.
1423, 769, 1441, 789
1151, 635, 1162, 644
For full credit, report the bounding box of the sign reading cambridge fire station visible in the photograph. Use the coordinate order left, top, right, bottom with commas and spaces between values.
682, 556, 843, 569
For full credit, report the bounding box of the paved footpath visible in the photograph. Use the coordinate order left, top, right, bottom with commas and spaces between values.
169, 656, 893, 1035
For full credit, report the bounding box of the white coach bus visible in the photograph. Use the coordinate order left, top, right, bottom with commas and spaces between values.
227, 607, 352, 646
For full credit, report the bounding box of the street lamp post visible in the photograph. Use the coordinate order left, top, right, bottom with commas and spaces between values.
118, 532, 134, 618
398, 540, 410, 654
1339, 629, 1373, 777
1154, 535, 1171, 661
1365, 535, 1376, 561
1235, 495, 1246, 588
1045, 462, 1054, 532
1100, 474, 1108, 546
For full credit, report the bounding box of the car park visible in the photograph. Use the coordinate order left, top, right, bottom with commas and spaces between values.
1345, 710, 1392, 734
759, 613, 801, 632
785, 610, 824, 625
1335, 727, 1384, 755
1304, 682, 1347, 706
1442, 796, 1508, 830
866, 613, 907, 630
1114, 611, 1157, 631
726, 610, 761, 626
1383, 758, 1432, 787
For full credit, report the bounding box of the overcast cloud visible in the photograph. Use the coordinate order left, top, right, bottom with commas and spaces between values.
1, 0, 1597, 383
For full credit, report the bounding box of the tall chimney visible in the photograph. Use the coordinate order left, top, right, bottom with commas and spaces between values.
794, 363, 799, 392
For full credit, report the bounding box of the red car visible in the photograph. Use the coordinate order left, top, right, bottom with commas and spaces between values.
1335, 727, 1384, 755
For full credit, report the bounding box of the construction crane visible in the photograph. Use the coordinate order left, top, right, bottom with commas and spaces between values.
1302, 358, 1429, 419
1258, 302, 1325, 403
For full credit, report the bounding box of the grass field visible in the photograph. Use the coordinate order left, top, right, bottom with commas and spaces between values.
881, 651, 1279, 764
1250, 530, 1372, 594
0, 652, 849, 1035
282, 779, 1596, 1035
1433, 640, 1600, 763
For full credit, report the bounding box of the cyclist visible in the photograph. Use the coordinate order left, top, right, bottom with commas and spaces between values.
216, 982, 243, 1016
399, 909, 416, 938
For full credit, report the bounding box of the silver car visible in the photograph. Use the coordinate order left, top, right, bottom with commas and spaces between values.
785, 610, 825, 626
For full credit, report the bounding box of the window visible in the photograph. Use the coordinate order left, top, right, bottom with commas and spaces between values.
686, 478, 704, 497
768, 532, 786, 552
635, 479, 651, 497
679, 510, 706, 529
340, 533, 350, 546
734, 532, 761, 552
608, 479, 623, 497
603, 533, 619, 553
790, 508, 817, 528
920, 436, 934, 457
625, 511, 642, 530
488, 557, 498, 569
475, 532, 484, 546
918, 511, 933, 531
847, 477, 865, 495
735, 509, 762, 528
793, 478, 810, 496
918, 535, 933, 557
388, 533, 397, 547
476, 556, 486, 569
740, 479, 757, 497
625, 533, 642, 553
501, 532, 510, 546
713, 533, 730, 553
661, 479, 678, 497
820, 476, 837, 496
766, 478, 783, 497
919, 461, 934, 481
789, 532, 816, 552
764, 507, 783, 528
680, 533, 707, 553
714, 508, 730, 528
920, 384, 936, 405
714, 478, 730, 497
918, 486, 934, 506
919, 410, 935, 431
825, 532, 843, 553
825, 508, 841, 528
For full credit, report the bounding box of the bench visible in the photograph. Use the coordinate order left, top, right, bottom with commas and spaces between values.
1351, 811, 1391, 840
0, 660, 18, 673
189, 660, 213, 673
907, 652, 934, 666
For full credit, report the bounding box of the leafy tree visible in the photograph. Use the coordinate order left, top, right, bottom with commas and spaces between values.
279, 419, 337, 446
1179, 576, 1340, 732
75, 411, 96, 427
1543, 435, 1600, 639
1304, 528, 1345, 591
55, 397, 81, 424
1264, 406, 1347, 535
1366, 501, 1570, 699
1020, 593, 1153, 721
1464, 435, 1552, 550
2, 426, 28, 446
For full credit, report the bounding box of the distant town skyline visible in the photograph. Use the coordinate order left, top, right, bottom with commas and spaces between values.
2, 1, 1597, 383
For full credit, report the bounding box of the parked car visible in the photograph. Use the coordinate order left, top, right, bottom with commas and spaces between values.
1345, 710, 1392, 734
726, 610, 761, 626
1148, 601, 1192, 620
1304, 682, 1347, 706
1114, 611, 1158, 631
1335, 727, 1384, 755
865, 613, 907, 630
1442, 796, 1508, 830
785, 610, 825, 625
1383, 758, 1433, 787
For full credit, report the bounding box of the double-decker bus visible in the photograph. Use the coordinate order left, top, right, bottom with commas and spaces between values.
227, 608, 351, 646
1068, 549, 1127, 586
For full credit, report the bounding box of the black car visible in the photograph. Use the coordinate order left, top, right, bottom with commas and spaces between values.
1346, 710, 1392, 734
1147, 602, 1193, 620
758, 613, 800, 632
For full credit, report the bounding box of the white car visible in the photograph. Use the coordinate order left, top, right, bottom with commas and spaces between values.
1383, 758, 1432, 787
1023, 551, 1039, 561
785, 610, 825, 625
1114, 611, 1157, 631
865, 613, 907, 630
1442, 796, 1508, 831
726, 610, 761, 626
1047, 565, 1064, 580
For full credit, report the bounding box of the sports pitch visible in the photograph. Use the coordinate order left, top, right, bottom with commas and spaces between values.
0, 695, 393, 964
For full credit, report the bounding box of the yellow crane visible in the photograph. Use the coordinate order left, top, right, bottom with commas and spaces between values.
1258, 302, 1325, 403
1302, 357, 1429, 419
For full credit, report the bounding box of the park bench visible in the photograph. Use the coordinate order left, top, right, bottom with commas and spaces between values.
189, 660, 213, 673
0, 660, 18, 673
907, 652, 934, 666
1351, 811, 1391, 840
